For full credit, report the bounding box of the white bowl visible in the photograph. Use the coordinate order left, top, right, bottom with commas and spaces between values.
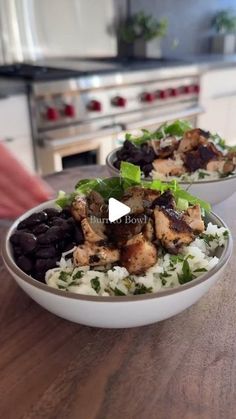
106, 148, 236, 205
2, 200, 232, 328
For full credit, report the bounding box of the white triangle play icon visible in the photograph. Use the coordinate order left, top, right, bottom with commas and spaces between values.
108, 198, 131, 223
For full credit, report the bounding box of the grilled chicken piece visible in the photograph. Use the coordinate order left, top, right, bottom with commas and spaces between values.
178, 128, 209, 153
151, 136, 179, 158
122, 187, 160, 214
120, 233, 157, 274
71, 196, 87, 221
183, 204, 204, 234
206, 159, 235, 174
73, 242, 120, 267
107, 213, 147, 245
142, 219, 154, 241
151, 190, 176, 210
81, 217, 106, 243
152, 157, 185, 177
154, 208, 194, 253
87, 191, 106, 217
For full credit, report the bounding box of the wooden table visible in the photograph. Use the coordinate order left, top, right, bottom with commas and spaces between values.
1, 166, 236, 419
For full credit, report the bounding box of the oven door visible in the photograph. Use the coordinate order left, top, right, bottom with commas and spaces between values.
114, 104, 204, 146
36, 123, 121, 175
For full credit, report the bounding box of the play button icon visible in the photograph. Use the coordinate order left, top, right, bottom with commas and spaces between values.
108, 198, 131, 223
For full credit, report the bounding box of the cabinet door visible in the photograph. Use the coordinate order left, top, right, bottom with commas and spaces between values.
1, 136, 35, 172
0, 95, 31, 137
226, 96, 236, 145
197, 97, 229, 138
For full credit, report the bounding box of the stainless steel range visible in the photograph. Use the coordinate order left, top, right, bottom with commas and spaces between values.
0, 59, 202, 174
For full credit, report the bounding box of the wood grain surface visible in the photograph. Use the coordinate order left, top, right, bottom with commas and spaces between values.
0, 166, 236, 419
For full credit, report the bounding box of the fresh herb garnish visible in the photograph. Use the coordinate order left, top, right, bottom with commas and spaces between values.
90, 277, 101, 293
198, 171, 210, 179
114, 287, 126, 296
72, 270, 83, 280
177, 259, 194, 284
134, 284, 153, 294
59, 271, 70, 282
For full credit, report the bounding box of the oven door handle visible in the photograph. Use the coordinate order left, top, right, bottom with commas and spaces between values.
123, 106, 204, 131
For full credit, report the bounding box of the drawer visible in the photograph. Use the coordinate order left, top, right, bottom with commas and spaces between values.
0, 95, 31, 137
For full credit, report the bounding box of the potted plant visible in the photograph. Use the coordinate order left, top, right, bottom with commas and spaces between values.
211, 10, 236, 54
118, 11, 168, 58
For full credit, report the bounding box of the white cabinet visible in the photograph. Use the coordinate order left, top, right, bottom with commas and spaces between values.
0, 95, 35, 171
198, 68, 236, 145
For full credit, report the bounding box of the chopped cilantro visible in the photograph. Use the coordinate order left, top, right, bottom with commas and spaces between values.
72, 270, 83, 280
134, 284, 153, 295
178, 259, 194, 284
198, 171, 210, 179
223, 230, 229, 238
59, 271, 70, 282
114, 287, 126, 296
90, 277, 101, 293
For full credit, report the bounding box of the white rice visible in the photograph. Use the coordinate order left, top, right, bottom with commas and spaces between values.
152, 168, 233, 182
45, 222, 228, 297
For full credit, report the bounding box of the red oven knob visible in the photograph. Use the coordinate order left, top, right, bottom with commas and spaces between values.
46, 107, 59, 121
142, 92, 155, 103
112, 96, 127, 107
170, 87, 180, 97
158, 89, 170, 99
183, 85, 195, 94
64, 104, 75, 117
88, 99, 102, 112
193, 84, 200, 93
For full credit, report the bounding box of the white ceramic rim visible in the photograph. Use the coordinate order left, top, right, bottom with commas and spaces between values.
106, 147, 236, 185
2, 199, 233, 303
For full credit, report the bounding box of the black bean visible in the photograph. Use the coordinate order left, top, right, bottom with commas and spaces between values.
61, 241, 76, 253
10, 231, 22, 245
35, 246, 57, 258
35, 258, 58, 273
74, 226, 84, 244
44, 208, 61, 219
17, 211, 48, 230
19, 232, 37, 254
32, 271, 46, 282
17, 255, 33, 273
13, 246, 22, 257
60, 207, 72, 219
32, 223, 49, 235
51, 217, 67, 226
38, 226, 64, 244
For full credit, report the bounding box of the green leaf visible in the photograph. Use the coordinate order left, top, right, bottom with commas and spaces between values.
174, 188, 211, 212
59, 271, 70, 282
176, 198, 189, 211
163, 120, 193, 137
90, 277, 101, 293
75, 177, 124, 200
56, 190, 77, 209
114, 287, 126, 296
120, 161, 141, 183
134, 284, 153, 295
178, 259, 194, 284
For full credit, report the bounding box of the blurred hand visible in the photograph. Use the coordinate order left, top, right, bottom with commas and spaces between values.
0, 143, 52, 219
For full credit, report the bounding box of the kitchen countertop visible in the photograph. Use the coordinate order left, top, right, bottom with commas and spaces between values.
0, 165, 236, 419
0, 54, 236, 97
